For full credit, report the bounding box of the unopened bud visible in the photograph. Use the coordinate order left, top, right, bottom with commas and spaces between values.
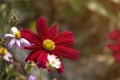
25, 61, 36, 72
11, 15, 19, 22
10, 15, 20, 26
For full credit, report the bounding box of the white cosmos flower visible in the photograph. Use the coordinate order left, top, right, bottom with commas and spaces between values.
0, 47, 13, 62
47, 54, 61, 69
4, 27, 30, 49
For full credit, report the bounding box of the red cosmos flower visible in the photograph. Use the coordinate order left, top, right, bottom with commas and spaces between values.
21, 16, 80, 73
107, 31, 120, 61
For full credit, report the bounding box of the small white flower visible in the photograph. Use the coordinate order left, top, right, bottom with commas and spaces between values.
4, 27, 30, 49
0, 47, 13, 62
47, 54, 61, 69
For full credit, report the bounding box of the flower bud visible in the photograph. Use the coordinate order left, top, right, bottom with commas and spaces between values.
25, 61, 36, 72
10, 15, 20, 26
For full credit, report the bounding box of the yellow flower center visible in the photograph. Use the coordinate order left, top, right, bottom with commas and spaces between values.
51, 60, 56, 65
14, 31, 21, 39
0, 47, 7, 55
43, 39, 55, 51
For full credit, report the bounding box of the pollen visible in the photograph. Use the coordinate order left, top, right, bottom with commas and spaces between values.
51, 60, 56, 65
0, 47, 7, 55
14, 31, 21, 39
43, 39, 55, 51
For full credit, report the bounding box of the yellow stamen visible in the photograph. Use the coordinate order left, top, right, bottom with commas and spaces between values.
43, 39, 55, 51
14, 31, 21, 39
51, 60, 56, 65
0, 47, 7, 55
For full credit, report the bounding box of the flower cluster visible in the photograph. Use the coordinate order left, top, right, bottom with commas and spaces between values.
107, 31, 120, 61
21, 16, 80, 73
0, 16, 80, 80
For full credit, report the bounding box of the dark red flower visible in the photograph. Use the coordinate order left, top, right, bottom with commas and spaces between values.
107, 30, 120, 61
21, 16, 80, 73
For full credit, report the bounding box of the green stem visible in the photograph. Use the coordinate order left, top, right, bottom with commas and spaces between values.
39, 68, 42, 80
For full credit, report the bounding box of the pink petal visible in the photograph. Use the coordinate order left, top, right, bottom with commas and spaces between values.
36, 16, 48, 40
107, 44, 120, 51
55, 46, 80, 60
16, 40, 21, 48
21, 38, 31, 47
109, 31, 120, 40
8, 39, 16, 48
37, 51, 48, 68
47, 24, 58, 40
113, 52, 120, 62
25, 50, 42, 62
54, 31, 74, 47
4, 52, 13, 62
4, 34, 14, 39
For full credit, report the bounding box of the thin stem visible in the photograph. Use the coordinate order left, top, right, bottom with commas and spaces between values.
39, 68, 42, 80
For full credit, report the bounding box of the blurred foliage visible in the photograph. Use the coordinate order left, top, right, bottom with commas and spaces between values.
0, 0, 120, 80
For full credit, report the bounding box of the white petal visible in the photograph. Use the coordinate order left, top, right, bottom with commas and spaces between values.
11, 27, 18, 33
47, 54, 61, 69
48, 54, 51, 60
21, 38, 31, 46
54, 61, 61, 68
48, 54, 56, 61
3, 52, 13, 62
4, 34, 14, 39
8, 39, 16, 48
16, 40, 21, 48
55, 65, 60, 69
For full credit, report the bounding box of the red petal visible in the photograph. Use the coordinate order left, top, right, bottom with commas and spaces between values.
109, 31, 120, 40
55, 46, 80, 60
37, 51, 48, 68
36, 16, 48, 40
57, 63, 64, 73
107, 44, 119, 51
21, 32, 42, 46
25, 50, 42, 62
117, 38, 120, 44
24, 45, 41, 50
21, 28, 37, 37
47, 24, 58, 40
113, 52, 120, 62
54, 31, 74, 47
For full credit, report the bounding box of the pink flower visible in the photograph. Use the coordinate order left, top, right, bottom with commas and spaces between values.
28, 75, 37, 80
107, 30, 120, 61
5, 27, 30, 49
21, 16, 80, 73
0, 47, 13, 62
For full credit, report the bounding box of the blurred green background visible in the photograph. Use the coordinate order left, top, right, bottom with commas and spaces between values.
0, 0, 120, 80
